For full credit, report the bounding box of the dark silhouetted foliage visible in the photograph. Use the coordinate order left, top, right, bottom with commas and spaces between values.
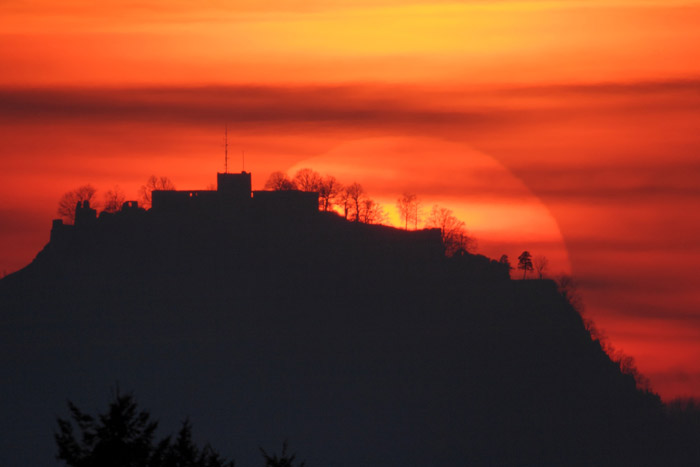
55, 391, 159, 467
357, 198, 386, 225
498, 254, 512, 271
517, 250, 534, 279
103, 186, 126, 214
260, 441, 305, 467
264, 171, 297, 191
396, 192, 419, 230
556, 273, 584, 312
534, 255, 548, 279
292, 169, 322, 192
317, 175, 341, 212
344, 182, 364, 222
55, 392, 234, 467
425, 205, 475, 256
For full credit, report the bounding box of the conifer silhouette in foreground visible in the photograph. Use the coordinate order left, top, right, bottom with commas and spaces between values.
55, 390, 235, 467
260, 441, 305, 467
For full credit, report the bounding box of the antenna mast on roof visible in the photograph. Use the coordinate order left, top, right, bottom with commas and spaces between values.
224, 124, 229, 174
242, 150, 245, 172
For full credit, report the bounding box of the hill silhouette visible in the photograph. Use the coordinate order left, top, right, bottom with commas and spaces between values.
0, 174, 695, 466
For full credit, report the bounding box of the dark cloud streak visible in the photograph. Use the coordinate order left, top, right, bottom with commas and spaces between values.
3, 78, 699, 129
0, 86, 498, 129
496, 78, 700, 97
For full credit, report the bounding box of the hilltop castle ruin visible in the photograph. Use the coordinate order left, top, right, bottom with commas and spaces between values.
51, 171, 320, 240
43, 170, 465, 274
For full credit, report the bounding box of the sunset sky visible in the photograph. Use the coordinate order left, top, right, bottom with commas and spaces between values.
1, 0, 699, 400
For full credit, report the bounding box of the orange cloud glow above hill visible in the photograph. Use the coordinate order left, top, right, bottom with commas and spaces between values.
1, 0, 699, 400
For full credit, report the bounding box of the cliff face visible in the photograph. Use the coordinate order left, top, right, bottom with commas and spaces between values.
0, 209, 665, 466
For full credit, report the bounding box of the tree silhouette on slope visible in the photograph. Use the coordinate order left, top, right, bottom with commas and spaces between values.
517, 250, 533, 279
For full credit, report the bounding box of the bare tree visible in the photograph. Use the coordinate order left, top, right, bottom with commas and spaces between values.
425, 205, 474, 256
397, 192, 420, 230
103, 186, 126, 213
317, 175, 342, 212
337, 185, 351, 219
426, 205, 462, 245
293, 168, 322, 192
517, 251, 534, 279
139, 176, 175, 209
358, 198, 387, 224
264, 171, 297, 191
534, 255, 549, 279
344, 183, 365, 222
57, 184, 98, 223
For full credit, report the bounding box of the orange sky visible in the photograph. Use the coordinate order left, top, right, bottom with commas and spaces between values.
1, 0, 699, 400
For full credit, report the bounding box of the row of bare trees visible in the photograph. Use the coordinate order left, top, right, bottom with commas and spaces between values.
395, 194, 476, 255
57, 176, 175, 223
265, 168, 476, 255
264, 169, 388, 225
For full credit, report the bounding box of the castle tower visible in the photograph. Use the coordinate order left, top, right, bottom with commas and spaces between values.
217, 171, 252, 201
74, 200, 97, 228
